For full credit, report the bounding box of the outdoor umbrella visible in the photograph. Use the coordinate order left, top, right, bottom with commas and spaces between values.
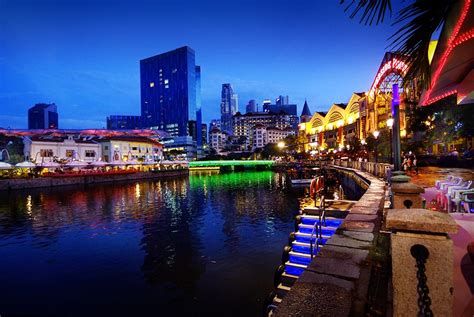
15, 161, 36, 168
0, 162, 13, 170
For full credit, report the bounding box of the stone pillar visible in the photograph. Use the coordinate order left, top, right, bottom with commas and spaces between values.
386, 209, 458, 317
390, 174, 424, 209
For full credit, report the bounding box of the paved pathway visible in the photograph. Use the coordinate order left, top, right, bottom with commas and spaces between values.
410, 166, 474, 316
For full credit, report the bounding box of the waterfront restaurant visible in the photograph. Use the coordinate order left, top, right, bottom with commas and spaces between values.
24, 134, 102, 163
96, 136, 163, 163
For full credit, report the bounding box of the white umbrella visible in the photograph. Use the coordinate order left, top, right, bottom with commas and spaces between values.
15, 161, 36, 168
160, 160, 173, 165
38, 161, 60, 168
65, 160, 89, 168
90, 160, 109, 167
142, 160, 157, 165
0, 162, 13, 170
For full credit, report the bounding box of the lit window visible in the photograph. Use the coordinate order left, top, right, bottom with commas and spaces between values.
164, 79, 169, 84
165, 85, 169, 89
149, 82, 155, 87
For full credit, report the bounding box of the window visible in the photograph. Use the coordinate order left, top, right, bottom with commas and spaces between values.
40, 149, 53, 157
132, 147, 138, 151
66, 150, 74, 157
164, 79, 169, 84
85, 150, 96, 157
150, 82, 155, 88
104, 146, 109, 150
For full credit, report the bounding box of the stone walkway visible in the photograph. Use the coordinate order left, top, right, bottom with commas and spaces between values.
274, 166, 386, 316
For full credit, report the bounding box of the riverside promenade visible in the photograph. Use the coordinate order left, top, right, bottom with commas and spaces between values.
274, 165, 387, 316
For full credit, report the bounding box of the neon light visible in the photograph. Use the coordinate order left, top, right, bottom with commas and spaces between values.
370, 58, 408, 94
189, 160, 274, 167
421, 0, 472, 105
424, 89, 458, 105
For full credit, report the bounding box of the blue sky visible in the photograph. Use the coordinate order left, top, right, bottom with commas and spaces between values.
0, 0, 403, 129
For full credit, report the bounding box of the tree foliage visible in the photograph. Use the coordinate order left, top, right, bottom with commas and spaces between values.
340, 0, 456, 89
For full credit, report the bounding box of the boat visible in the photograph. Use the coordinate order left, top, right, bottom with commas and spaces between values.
290, 179, 313, 186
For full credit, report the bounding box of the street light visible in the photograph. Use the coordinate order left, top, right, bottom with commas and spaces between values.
373, 130, 380, 163
277, 141, 285, 149
387, 118, 394, 164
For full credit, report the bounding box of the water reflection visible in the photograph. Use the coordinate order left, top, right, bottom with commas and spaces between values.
0, 171, 300, 316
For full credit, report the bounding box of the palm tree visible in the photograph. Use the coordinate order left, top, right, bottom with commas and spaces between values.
340, 0, 457, 89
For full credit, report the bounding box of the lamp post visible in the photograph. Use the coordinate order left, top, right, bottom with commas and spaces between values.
387, 118, 394, 164
373, 130, 380, 163
392, 84, 402, 171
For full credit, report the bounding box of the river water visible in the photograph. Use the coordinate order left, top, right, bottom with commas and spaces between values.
0, 171, 306, 316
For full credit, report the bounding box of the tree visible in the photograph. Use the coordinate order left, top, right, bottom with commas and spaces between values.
341, 0, 457, 89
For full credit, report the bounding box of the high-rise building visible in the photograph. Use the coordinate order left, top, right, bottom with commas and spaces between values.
28, 103, 58, 129
106, 115, 142, 130
140, 46, 199, 139
195, 66, 202, 148
245, 100, 257, 113
276, 95, 289, 106
201, 123, 208, 146
220, 83, 238, 134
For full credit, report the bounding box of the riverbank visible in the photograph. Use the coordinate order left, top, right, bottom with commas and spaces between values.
0, 169, 189, 191
274, 165, 387, 316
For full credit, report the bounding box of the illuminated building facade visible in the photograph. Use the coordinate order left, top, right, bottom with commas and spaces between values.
97, 136, 163, 162
299, 52, 415, 152
220, 83, 238, 134
24, 135, 101, 163
140, 46, 199, 139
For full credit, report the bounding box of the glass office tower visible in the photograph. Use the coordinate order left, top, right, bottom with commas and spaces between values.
140, 46, 198, 138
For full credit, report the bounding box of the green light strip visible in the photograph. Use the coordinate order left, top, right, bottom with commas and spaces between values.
189, 160, 274, 167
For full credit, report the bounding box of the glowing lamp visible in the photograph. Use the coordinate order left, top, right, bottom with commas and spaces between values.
373, 130, 380, 139
277, 142, 285, 149
386, 118, 394, 128
361, 139, 366, 145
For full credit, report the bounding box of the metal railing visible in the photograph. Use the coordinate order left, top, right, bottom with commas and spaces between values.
310, 195, 325, 259
333, 159, 393, 180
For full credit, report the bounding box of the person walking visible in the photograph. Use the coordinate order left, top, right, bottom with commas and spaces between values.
413, 154, 418, 175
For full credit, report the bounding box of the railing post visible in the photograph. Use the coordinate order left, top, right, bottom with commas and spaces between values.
386, 209, 458, 316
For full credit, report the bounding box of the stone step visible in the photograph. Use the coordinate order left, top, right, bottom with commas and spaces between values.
276, 283, 291, 297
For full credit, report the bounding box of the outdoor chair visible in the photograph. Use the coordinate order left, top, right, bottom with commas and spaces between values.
437, 176, 463, 204
436, 175, 453, 190
445, 180, 473, 212
460, 190, 474, 213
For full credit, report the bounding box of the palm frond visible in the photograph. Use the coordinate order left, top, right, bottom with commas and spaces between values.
388, 0, 455, 89
340, 0, 392, 25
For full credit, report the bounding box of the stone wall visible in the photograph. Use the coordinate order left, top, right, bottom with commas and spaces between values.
275, 165, 386, 316
0, 169, 189, 191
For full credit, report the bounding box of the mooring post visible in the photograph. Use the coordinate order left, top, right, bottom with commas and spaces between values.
386, 209, 458, 316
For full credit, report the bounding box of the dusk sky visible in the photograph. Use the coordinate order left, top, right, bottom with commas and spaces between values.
1, 0, 404, 129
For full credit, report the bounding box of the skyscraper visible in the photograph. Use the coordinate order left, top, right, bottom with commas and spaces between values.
28, 103, 58, 129
220, 83, 238, 134
245, 100, 257, 113
140, 46, 199, 139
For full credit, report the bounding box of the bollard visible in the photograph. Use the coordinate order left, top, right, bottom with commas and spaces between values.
386, 209, 458, 316
390, 174, 425, 209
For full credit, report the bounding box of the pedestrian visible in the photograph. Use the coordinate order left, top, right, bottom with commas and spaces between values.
413, 155, 418, 175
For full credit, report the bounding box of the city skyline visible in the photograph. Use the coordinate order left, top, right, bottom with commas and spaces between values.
1, 0, 405, 129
